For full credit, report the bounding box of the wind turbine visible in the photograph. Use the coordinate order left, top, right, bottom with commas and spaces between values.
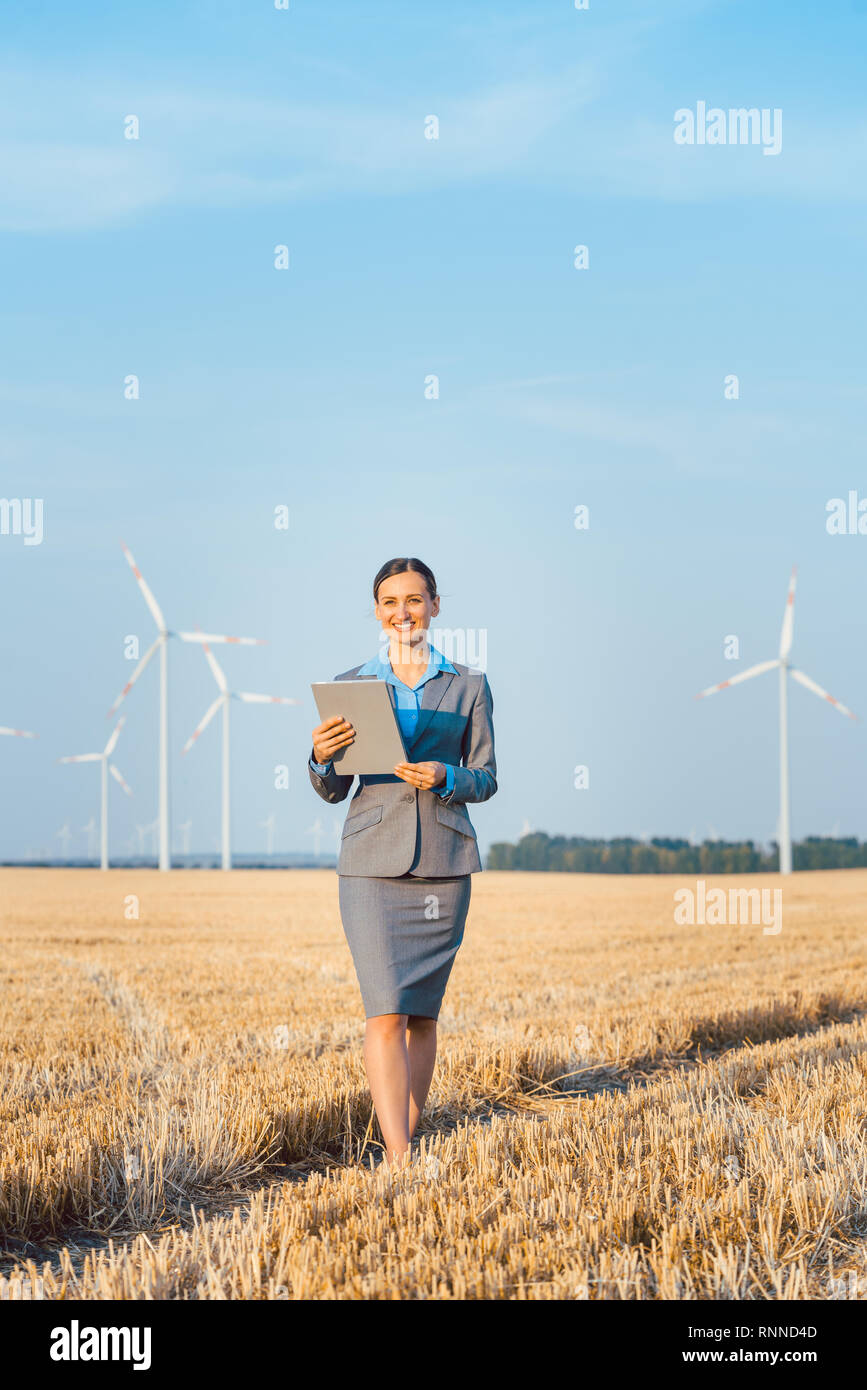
260, 813, 276, 856
176, 820, 192, 856
306, 817, 324, 859
56, 824, 73, 859
181, 636, 300, 871
58, 716, 133, 870
695, 566, 856, 875
82, 816, 98, 860
109, 542, 265, 872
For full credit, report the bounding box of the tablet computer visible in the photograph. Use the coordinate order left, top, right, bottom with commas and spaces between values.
311, 679, 407, 774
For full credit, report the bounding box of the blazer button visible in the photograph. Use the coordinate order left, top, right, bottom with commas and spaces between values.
402, 793, 413, 802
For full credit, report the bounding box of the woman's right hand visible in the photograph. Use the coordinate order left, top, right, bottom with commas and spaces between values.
312, 715, 355, 766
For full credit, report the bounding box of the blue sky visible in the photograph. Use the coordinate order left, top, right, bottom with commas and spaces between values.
1, 0, 865, 860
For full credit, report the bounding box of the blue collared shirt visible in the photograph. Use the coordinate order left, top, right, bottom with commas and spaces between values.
310, 642, 457, 796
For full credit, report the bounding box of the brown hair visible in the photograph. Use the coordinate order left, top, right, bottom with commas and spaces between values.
372, 557, 438, 603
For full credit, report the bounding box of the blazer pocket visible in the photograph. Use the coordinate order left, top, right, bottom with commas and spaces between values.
435, 801, 477, 838
342, 805, 383, 838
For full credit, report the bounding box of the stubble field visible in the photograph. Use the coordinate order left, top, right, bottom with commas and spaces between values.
1, 866, 865, 1300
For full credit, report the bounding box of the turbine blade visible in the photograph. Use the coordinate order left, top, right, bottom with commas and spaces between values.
121, 541, 166, 632
778, 564, 797, 659
107, 634, 162, 717
181, 695, 225, 754
694, 658, 780, 700
789, 667, 857, 721
103, 714, 126, 757
177, 631, 266, 646
235, 692, 301, 705
195, 628, 227, 692
0, 727, 37, 737
109, 762, 134, 796
58, 753, 102, 763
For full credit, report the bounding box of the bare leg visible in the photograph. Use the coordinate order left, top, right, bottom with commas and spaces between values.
363, 1014, 412, 1167
406, 1015, 438, 1140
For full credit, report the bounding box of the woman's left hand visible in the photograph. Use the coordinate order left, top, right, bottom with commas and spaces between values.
393, 760, 446, 789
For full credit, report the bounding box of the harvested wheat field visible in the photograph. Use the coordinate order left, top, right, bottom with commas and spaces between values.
1, 866, 865, 1301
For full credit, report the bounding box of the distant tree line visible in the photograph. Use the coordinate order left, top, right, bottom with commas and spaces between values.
485, 834, 867, 874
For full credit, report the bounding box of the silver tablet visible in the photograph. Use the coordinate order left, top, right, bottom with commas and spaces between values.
311, 679, 407, 774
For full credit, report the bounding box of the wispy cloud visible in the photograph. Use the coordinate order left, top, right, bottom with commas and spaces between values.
2, 0, 866, 237
469, 376, 828, 480
0, 66, 598, 231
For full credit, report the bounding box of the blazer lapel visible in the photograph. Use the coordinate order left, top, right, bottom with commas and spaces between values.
408, 670, 454, 751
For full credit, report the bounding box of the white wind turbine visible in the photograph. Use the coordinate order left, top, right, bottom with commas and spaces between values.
176, 820, 192, 856
56, 824, 73, 859
135, 822, 158, 857
260, 813, 276, 856
306, 817, 324, 859
109, 542, 265, 872
82, 816, 98, 860
181, 636, 300, 871
58, 716, 133, 870
695, 566, 856, 875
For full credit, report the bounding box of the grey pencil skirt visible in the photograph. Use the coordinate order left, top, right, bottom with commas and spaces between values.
337, 873, 472, 1020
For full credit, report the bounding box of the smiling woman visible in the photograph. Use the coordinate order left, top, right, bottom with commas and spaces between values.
307, 556, 497, 1172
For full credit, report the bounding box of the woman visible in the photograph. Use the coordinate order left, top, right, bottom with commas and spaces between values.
308, 557, 497, 1171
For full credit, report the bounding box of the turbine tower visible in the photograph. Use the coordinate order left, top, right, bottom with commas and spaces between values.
58, 716, 133, 870
695, 567, 856, 875
181, 636, 300, 871
109, 542, 265, 872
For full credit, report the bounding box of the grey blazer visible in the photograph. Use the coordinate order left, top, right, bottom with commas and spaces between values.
308, 662, 496, 876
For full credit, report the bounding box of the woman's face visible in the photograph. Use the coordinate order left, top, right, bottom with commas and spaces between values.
375, 571, 440, 647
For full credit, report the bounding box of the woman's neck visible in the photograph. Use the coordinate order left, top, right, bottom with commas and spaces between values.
388, 634, 430, 677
